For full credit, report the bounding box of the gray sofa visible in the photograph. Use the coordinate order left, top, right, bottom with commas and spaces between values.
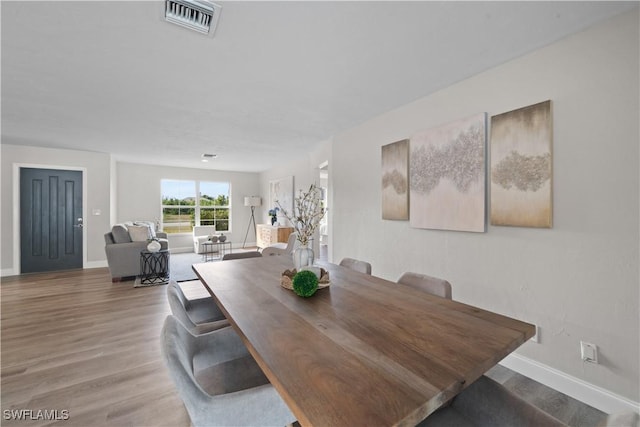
104, 221, 169, 282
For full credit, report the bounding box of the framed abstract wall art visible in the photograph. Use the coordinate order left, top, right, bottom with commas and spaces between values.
269, 176, 294, 223
490, 100, 552, 228
409, 113, 487, 232
381, 139, 409, 220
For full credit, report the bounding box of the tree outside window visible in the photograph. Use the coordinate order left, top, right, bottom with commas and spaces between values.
199, 182, 230, 232
161, 180, 231, 233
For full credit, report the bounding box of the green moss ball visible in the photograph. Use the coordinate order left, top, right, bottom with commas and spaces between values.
292, 270, 319, 297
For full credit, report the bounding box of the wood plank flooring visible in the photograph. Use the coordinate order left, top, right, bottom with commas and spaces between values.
1, 268, 192, 427
1, 267, 607, 427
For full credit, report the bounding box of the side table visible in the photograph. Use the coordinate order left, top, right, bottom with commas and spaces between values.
201, 241, 232, 262
139, 249, 170, 285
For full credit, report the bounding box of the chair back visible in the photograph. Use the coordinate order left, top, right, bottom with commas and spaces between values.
339, 257, 372, 275
397, 272, 452, 299
285, 232, 299, 251
161, 315, 205, 418
193, 225, 216, 237
167, 281, 197, 330
161, 315, 296, 427
261, 232, 299, 257
422, 375, 567, 427
222, 251, 262, 261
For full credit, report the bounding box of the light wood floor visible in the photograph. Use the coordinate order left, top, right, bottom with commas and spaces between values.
1, 267, 196, 427
1, 267, 607, 427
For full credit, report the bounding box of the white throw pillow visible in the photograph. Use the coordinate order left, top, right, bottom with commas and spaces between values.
134, 221, 156, 238
128, 225, 151, 242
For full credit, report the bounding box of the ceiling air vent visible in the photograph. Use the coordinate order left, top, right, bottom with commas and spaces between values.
201, 153, 217, 162
164, 0, 221, 36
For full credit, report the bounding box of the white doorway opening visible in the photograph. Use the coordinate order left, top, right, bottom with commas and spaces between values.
318, 161, 329, 262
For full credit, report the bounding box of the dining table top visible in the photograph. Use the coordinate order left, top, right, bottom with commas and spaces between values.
193, 256, 535, 427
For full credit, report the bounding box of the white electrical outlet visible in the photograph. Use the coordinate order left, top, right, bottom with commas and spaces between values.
530, 325, 540, 343
580, 341, 598, 364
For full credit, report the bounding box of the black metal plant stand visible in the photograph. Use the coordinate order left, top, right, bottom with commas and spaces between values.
139, 249, 170, 285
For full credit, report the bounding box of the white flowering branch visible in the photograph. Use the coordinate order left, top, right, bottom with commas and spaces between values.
276, 184, 325, 246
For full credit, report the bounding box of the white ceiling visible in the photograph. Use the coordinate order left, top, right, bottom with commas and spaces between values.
2, 1, 636, 172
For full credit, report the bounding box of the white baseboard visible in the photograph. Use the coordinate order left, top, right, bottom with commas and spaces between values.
500, 353, 640, 415
1, 268, 15, 277
85, 260, 108, 269
0, 260, 109, 277
172, 243, 256, 254
1, 244, 255, 277
170, 246, 195, 254
2, 262, 108, 276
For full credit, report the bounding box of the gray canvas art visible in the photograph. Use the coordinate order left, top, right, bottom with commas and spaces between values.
490, 100, 552, 228
381, 139, 409, 220
409, 113, 486, 232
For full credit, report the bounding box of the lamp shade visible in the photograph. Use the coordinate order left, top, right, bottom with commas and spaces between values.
244, 196, 262, 207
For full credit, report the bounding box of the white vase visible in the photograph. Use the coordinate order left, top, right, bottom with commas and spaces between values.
147, 239, 161, 253
293, 244, 314, 270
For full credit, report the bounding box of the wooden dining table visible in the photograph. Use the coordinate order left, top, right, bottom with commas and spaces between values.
193, 256, 535, 427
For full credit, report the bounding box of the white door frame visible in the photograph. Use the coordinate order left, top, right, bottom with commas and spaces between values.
12, 163, 88, 275
318, 160, 331, 262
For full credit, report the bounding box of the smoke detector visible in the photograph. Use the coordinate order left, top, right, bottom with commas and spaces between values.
164, 0, 221, 36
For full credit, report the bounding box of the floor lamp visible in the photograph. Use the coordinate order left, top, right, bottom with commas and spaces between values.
242, 196, 261, 248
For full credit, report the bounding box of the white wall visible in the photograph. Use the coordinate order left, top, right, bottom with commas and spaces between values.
328, 10, 638, 406
0, 151, 261, 272
1, 144, 113, 273
259, 140, 332, 255
116, 162, 260, 251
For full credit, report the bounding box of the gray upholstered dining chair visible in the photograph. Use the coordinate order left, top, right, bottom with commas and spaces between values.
261, 232, 299, 257
339, 257, 372, 275
166, 281, 229, 334
161, 315, 297, 427
604, 412, 639, 427
418, 375, 567, 427
221, 251, 262, 260
397, 272, 452, 300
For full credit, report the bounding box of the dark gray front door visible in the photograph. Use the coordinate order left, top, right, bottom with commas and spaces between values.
20, 168, 83, 274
